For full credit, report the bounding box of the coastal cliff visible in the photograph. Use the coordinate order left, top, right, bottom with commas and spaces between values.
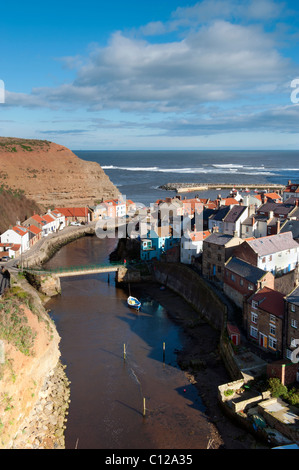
0, 273, 70, 449
0, 137, 119, 207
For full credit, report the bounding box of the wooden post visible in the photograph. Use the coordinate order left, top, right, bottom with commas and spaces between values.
123, 343, 126, 361
163, 342, 165, 364
143, 397, 146, 417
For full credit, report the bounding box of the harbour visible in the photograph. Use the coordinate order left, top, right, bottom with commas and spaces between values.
44, 235, 224, 449
159, 182, 286, 194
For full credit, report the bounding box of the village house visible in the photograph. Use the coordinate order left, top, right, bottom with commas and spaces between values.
223, 257, 275, 309
55, 207, 91, 224
90, 203, 108, 221
41, 213, 57, 236
233, 232, 299, 275
27, 225, 42, 247
280, 219, 299, 241
126, 199, 136, 214
254, 192, 282, 204
284, 286, 299, 367
23, 214, 47, 231
0, 225, 30, 253
256, 201, 297, 220
283, 180, 299, 202
49, 209, 66, 230
0, 243, 21, 259
218, 196, 241, 207
181, 198, 204, 216
222, 205, 248, 238
244, 287, 285, 357
241, 212, 281, 239
208, 204, 248, 237
202, 231, 243, 282
140, 226, 179, 261
180, 229, 210, 265
208, 206, 231, 233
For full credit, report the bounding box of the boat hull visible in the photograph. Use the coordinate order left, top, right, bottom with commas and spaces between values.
127, 296, 141, 310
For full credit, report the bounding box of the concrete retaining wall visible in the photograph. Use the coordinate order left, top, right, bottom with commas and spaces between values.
152, 262, 227, 331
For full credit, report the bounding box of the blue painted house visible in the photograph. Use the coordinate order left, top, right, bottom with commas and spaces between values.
140, 226, 179, 261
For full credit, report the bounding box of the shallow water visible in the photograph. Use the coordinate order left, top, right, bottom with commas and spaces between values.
45, 235, 212, 449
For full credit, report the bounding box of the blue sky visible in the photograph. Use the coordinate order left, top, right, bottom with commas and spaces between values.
1, 0, 299, 150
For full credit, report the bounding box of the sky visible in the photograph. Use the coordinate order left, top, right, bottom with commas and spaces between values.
1, 0, 299, 150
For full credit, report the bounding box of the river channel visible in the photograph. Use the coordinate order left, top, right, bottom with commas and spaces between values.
45, 235, 214, 450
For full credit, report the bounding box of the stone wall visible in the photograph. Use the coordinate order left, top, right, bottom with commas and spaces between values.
152, 262, 227, 331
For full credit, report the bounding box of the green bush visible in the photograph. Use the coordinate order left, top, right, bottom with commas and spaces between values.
268, 378, 288, 398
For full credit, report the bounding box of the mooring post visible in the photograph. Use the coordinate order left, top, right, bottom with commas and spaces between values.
123, 343, 126, 361
163, 342, 165, 364
143, 397, 146, 417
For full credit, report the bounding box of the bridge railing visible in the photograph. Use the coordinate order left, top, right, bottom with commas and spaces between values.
23, 261, 125, 275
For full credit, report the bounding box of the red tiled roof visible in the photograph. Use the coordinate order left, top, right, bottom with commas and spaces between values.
31, 214, 44, 224
9, 244, 21, 252
250, 287, 285, 318
55, 207, 90, 217
284, 183, 299, 193
42, 214, 55, 223
222, 198, 240, 206
28, 225, 42, 235
189, 230, 210, 242
13, 226, 29, 237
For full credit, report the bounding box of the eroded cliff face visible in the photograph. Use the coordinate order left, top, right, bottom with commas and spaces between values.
0, 275, 69, 449
0, 137, 120, 207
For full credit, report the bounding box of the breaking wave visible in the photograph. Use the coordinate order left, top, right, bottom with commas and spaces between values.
101, 164, 276, 176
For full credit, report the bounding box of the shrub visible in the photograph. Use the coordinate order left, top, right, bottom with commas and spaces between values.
268, 378, 288, 399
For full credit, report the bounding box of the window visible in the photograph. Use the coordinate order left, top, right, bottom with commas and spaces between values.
268, 337, 277, 350
252, 300, 258, 308
286, 349, 292, 360
291, 318, 298, 329
240, 279, 244, 286
251, 312, 258, 324
231, 274, 235, 282
269, 324, 276, 336
291, 304, 296, 313
250, 326, 258, 339
269, 315, 275, 324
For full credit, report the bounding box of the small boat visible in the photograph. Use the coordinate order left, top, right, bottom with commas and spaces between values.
127, 296, 141, 310
244, 187, 250, 193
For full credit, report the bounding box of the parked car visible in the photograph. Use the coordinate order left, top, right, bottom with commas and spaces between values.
1, 256, 10, 262
70, 222, 81, 226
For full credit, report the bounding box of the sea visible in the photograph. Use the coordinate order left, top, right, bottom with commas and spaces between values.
74, 150, 299, 206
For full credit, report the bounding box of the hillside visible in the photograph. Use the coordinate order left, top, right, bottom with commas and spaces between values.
0, 137, 120, 207
0, 188, 43, 233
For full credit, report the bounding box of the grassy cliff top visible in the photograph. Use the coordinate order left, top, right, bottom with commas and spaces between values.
0, 137, 51, 153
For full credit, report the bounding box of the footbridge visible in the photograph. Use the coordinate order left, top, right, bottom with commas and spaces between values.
23, 261, 125, 278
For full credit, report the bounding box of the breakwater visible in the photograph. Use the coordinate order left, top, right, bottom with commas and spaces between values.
160, 182, 285, 193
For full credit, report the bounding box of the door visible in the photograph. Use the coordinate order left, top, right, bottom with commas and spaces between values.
259, 333, 267, 349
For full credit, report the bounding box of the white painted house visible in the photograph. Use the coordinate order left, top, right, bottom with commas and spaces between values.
49, 210, 66, 230
235, 231, 299, 275
180, 230, 210, 264
0, 225, 30, 253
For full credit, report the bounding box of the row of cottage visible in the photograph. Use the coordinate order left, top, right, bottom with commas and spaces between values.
0, 198, 136, 258
139, 181, 299, 370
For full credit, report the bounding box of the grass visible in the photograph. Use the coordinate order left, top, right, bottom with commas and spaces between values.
0, 286, 37, 356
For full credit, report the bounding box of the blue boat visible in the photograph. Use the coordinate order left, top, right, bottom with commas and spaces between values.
127, 296, 141, 310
